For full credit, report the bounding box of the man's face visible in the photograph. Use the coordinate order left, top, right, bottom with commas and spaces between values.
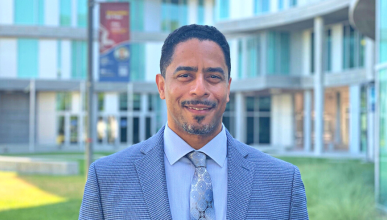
156, 39, 232, 136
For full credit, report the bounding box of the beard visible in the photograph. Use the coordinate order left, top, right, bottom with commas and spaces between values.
174, 99, 221, 136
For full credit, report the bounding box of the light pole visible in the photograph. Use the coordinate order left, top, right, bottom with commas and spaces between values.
86, 0, 95, 177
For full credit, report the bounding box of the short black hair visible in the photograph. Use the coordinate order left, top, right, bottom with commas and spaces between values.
160, 24, 231, 79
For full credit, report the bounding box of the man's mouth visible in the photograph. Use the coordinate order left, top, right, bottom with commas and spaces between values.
186, 106, 211, 111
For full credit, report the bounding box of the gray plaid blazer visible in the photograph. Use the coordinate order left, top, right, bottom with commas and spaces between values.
79, 126, 308, 219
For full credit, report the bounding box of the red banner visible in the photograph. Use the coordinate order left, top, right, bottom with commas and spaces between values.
99, 2, 130, 53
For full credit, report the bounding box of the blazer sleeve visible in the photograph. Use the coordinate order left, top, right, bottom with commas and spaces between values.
289, 166, 309, 220
79, 162, 104, 220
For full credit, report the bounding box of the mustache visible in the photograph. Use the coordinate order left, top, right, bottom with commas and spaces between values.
181, 100, 217, 108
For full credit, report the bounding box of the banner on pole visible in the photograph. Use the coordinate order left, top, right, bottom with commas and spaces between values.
99, 2, 130, 82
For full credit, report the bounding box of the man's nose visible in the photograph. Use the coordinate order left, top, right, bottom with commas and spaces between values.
190, 75, 209, 97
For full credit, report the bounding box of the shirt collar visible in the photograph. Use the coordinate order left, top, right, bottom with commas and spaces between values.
163, 123, 227, 168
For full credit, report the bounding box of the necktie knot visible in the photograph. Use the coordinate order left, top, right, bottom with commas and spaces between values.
187, 151, 207, 168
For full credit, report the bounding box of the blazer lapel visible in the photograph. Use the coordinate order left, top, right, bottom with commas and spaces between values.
134, 127, 172, 220
226, 132, 255, 220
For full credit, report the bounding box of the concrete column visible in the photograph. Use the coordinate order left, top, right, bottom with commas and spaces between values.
313, 17, 325, 155
140, 93, 148, 142
335, 92, 342, 145
367, 84, 375, 161
349, 84, 360, 154
204, 0, 213, 25
235, 92, 245, 143
365, 38, 375, 81
260, 32, 267, 76
29, 80, 36, 153
303, 90, 312, 152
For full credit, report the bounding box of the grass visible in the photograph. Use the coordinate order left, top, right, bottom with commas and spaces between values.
0, 153, 386, 220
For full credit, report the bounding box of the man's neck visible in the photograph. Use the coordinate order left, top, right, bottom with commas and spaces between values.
167, 123, 222, 150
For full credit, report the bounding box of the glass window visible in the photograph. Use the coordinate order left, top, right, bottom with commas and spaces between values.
289, 0, 297, 7
14, 0, 44, 25
70, 116, 79, 144
129, 0, 144, 31
77, 0, 87, 27
238, 40, 243, 79
198, 0, 205, 25
97, 116, 106, 143
98, 93, 105, 112
267, 32, 290, 75
120, 117, 128, 143
56, 92, 72, 111
17, 39, 38, 78
254, 0, 269, 14
57, 116, 65, 144
71, 41, 87, 79
148, 94, 154, 111
60, 0, 72, 26
325, 29, 332, 72
247, 36, 260, 78
146, 117, 152, 139
119, 93, 128, 111
162, 0, 188, 31
246, 97, 255, 112
133, 117, 140, 144
223, 94, 235, 136
133, 94, 141, 111
259, 97, 271, 112
219, 0, 229, 19
130, 44, 145, 81
381, 0, 387, 63
259, 117, 271, 144
343, 24, 365, 70
278, 0, 284, 10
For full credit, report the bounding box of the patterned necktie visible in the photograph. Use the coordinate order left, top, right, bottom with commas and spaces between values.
187, 151, 216, 220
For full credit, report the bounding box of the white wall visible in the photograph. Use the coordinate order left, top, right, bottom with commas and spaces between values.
229, 0, 242, 19
39, 40, 58, 79
271, 94, 294, 148
61, 40, 71, 79
145, 42, 163, 82
302, 29, 311, 76
0, 0, 14, 25
331, 23, 343, 73
270, 0, 279, 13
0, 38, 17, 78
144, 0, 162, 32
37, 92, 56, 145
45, 0, 59, 26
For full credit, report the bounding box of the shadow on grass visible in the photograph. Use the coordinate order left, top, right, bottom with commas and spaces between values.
0, 199, 82, 220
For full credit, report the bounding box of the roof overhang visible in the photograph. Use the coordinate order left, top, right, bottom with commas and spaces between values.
349, 0, 375, 40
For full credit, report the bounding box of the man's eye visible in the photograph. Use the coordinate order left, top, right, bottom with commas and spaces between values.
179, 74, 189, 78
210, 75, 221, 79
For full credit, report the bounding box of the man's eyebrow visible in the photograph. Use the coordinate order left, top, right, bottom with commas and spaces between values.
204, 67, 225, 76
173, 66, 198, 74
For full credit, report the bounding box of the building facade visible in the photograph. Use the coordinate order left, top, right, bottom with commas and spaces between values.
0, 0, 377, 162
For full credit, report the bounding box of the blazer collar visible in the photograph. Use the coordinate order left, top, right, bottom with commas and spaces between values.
225, 129, 255, 220
135, 126, 173, 220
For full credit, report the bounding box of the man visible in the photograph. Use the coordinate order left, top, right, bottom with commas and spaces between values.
79, 24, 308, 220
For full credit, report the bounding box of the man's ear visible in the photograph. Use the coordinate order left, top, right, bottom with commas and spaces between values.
227, 77, 232, 102
156, 74, 166, 100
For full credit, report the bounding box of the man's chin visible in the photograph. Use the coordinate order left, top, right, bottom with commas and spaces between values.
181, 122, 215, 136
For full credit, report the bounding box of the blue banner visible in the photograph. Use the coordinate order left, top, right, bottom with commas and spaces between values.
99, 42, 130, 82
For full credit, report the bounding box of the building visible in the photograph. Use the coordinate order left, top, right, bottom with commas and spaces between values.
349, 0, 387, 211
0, 0, 377, 162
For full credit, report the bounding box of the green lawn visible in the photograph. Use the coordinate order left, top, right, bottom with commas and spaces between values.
0, 153, 386, 220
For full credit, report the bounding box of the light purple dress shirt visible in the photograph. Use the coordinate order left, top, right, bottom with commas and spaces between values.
164, 123, 228, 220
